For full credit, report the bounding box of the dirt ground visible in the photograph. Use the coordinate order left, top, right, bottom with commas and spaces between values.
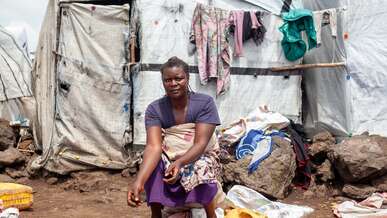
18, 173, 336, 218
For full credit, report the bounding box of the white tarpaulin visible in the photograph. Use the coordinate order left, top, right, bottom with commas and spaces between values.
132, 0, 302, 145
303, 0, 387, 136
0, 26, 34, 122
32, 2, 132, 174
0, 27, 32, 101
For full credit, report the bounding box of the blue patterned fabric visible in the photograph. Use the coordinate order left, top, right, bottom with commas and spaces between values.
236, 130, 285, 173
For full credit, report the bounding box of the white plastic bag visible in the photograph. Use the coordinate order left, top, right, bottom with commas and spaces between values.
0, 208, 19, 218
216, 185, 313, 218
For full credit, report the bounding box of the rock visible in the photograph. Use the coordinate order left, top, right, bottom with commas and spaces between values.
302, 190, 314, 199
16, 177, 31, 185
222, 136, 296, 199
0, 119, 16, 151
0, 174, 15, 182
309, 131, 335, 164
219, 149, 235, 165
70, 171, 109, 192
342, 184, 376, 200
0, 147, 25, 167
61, 180, 74, 191
315, 160, 335, 182
308, 141, 332, 158
329, 135, 387, 183
93, 196, 113, 204
18, 139, 33, 150
5, 167, 28, 178
371, 174, 387, 192
305, 176, 331, 198
121, 167, 136, 178
313, 131, 336, 145
46, 177, 59, 185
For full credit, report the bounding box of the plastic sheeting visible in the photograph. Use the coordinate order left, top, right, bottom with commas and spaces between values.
32, 2, 132, 174
303, 0, 387, 136
132, 0, 302, 145
0, 26, 34, 123
0, 27, 32, 101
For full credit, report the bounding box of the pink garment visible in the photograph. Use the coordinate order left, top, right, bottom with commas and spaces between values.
190, 3, 231, 96
229, 11, 261, 57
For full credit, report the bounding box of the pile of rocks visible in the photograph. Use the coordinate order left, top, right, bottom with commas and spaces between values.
0, 119, 34, 183
305, 131, 387, 200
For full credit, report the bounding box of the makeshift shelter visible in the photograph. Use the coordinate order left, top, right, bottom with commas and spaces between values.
0, 26, 34, 124
302, 0, 387, 136
30, 0, 387, 174
32, 0, 132, 174
131, 0, 304, 145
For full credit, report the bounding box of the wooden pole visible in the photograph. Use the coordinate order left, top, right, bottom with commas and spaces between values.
130, 38, 135, 64
271, 62, 346, 72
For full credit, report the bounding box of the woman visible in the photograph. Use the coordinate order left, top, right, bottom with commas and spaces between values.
127, 57, 222, 218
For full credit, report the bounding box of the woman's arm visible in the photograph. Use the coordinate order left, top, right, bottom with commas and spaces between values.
164, 123, 215, 183
128, 126, 162, 206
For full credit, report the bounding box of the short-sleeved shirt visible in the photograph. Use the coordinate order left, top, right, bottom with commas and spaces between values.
145, 92, 221, 129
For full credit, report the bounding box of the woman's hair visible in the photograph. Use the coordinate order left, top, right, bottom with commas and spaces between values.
160, 56, 189, 78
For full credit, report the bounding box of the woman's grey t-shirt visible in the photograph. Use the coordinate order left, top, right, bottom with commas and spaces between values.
145, 92, 221, 128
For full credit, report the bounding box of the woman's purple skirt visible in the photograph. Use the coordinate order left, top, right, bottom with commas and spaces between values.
144, 160, 218, 207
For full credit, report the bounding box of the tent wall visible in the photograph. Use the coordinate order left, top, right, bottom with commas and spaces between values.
31, 0, 59, 154
132, 0, 303, 145
303, 0, 349, 136
0, 27, 32, 101
32, 1, 132, 174
0, 26, 34, 123
303, 0, 387, 136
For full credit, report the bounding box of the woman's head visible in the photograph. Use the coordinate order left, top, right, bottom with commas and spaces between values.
160, 57, 190, 99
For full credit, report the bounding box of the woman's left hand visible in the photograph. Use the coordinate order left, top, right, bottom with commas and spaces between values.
163, 160, 182, 184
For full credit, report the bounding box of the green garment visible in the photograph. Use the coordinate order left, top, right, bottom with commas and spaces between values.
279, 9, 317, 61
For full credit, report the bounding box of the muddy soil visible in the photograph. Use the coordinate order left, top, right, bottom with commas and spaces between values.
18, 173, 336, 218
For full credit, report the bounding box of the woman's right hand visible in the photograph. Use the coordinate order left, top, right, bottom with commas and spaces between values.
127, 180, 144, 207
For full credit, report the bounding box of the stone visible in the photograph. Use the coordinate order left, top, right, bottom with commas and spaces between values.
46, 177, 59, 185
0, 174, 15, 182
0, 119, 16, 151
70, 171, 109, 192
0, 147, 25, 167
308, 141, 332, 158
315, 160, 335, 182
371, 174, 387, 192
5, 167, 28, 178
302, 190, 314, 199
342, 184, 376, 200
121, 167, 136, 178
93, 196, 113, 204
16, 177, 31, 185
329, 135, 387, 183
313, 131, 336, 145
222, 136, 296, 199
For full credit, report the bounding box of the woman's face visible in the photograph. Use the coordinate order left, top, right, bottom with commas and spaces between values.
162, 66, 189, 99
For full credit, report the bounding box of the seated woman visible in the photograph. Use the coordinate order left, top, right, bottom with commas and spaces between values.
127, 57, 222, 218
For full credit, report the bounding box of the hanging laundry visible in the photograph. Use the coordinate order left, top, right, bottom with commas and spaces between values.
279, 9, 317, 61
236, 129, 286, 173
313, 8, 337, 46
229, 11, 266, 57
190, 3, 230, 96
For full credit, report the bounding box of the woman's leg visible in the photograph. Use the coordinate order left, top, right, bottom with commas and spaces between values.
204, 198, 217, 218
150, 203, 162, 218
